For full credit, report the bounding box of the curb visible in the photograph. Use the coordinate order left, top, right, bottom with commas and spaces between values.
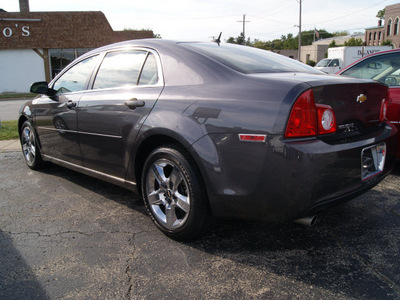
0, 139, 20, 152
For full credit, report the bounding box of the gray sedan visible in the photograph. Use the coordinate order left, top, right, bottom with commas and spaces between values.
19, 40, 398, 240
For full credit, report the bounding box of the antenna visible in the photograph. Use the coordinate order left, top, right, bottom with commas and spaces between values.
212, 32, 222, 46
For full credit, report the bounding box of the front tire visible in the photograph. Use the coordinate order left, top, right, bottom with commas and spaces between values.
20, 120, 44, 170
141, 145, 211, 240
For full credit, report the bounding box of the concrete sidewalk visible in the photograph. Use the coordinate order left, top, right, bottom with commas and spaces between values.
0, 139, 20, 152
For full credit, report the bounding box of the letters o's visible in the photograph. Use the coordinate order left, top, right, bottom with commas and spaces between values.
3, 27, 12, 37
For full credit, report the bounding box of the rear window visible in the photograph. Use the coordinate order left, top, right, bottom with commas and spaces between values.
181, 43, 321, 74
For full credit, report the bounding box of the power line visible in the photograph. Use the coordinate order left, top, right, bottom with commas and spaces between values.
304, 0, 390, 27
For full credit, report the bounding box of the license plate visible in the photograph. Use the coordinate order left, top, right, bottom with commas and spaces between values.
361, 143, 386, 181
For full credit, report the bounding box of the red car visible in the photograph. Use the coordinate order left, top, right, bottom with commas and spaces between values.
338, 48, 400, 158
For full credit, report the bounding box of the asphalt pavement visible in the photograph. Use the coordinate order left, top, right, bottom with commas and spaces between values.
1, 150, 400, 299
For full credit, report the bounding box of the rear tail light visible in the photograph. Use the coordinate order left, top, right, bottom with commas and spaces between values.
316, 104, 336, 134
379, 98, 388, 122
285, 89, 337, 138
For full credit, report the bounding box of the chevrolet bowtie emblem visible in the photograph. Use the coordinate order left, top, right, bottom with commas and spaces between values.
357, 94, 367, 103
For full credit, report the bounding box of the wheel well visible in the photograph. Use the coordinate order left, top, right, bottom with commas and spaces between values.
18, 116, 43, 150
135, 135, 197, 194
18, 116, 28, 134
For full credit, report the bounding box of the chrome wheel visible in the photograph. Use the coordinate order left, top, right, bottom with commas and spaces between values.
20, 121, 44, 170
21, 125, 37, 165
145, 159, 190, 230
142, 146, 212, 240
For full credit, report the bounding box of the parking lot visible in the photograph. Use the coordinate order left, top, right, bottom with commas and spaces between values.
0, 150, 399, 299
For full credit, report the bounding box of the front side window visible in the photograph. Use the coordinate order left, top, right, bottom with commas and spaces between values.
329, 59, 339, 67
53, 55, 98, 94
93, 50, 148, 89
341, 52, 400, 86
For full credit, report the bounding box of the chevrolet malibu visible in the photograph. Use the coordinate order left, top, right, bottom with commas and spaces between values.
19, 40, 398, 240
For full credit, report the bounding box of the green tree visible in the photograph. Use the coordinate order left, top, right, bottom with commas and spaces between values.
226, 36, 237, 44
381, 39, 393, 47
300, 29, 334, 45
344, 38, 364, 46
329, 40, 337, 47
376, 8, 385, 20
332, 31, 349, 37
306, 60, 316, 67
253, 39, 268, 50
226, 33, 247, 45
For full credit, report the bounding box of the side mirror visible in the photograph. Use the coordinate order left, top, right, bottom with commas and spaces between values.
30, 81, 56, 96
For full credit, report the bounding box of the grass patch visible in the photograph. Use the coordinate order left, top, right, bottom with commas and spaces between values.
0, 120, 19, 140
0, 93, 35, 100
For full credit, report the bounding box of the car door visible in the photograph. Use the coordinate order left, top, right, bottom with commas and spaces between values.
34, 55, 99, 164
328, 58, 340, 73
77, 49, 163, 178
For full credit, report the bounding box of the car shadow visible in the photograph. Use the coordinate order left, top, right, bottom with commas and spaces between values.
392, 161, 400, 175
37, 162, 148, 216
0, 231, 49, 299
36, 162, 400, 299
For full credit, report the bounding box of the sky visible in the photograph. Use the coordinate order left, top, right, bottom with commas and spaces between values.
1, 0, 400, 42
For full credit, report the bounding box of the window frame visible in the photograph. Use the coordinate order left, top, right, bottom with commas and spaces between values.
90, 47, 164, 91
50, 54, 100, 95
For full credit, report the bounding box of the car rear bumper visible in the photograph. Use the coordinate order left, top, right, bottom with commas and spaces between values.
199, 123, 398, 222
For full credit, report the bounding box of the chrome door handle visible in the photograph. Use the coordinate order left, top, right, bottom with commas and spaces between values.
124, 98, 145, 109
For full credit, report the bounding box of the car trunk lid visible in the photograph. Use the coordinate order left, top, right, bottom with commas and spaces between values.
312, 82, 387, 133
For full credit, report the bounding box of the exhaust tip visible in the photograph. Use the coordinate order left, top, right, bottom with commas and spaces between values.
294, 216, 318, 227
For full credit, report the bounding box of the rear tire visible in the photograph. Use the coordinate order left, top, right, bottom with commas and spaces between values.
141, 145, 212, 240
20, 120, 44, 170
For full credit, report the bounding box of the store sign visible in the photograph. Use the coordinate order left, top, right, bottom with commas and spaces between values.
1, 25, 30, 37
0, 18, 41, 38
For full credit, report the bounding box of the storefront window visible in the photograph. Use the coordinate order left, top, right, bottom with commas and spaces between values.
49, 48, 93, 79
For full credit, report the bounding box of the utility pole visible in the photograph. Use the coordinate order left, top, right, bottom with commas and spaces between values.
237, 14, 250, 45
298, 0, 302, 61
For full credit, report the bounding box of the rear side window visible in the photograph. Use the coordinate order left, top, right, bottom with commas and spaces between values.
93, 50, 147, 89
139, 53, 159, 85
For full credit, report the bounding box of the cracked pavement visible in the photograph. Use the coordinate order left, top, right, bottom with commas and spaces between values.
1, 151, 400, 299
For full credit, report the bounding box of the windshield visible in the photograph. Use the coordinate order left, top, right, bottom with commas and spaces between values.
315, 59, 332, 67
181, 43, 321, 74
341, 52, 400, 87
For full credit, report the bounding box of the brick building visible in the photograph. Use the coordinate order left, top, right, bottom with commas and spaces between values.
0, 1, 153, 93
365, 3, 400, 48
